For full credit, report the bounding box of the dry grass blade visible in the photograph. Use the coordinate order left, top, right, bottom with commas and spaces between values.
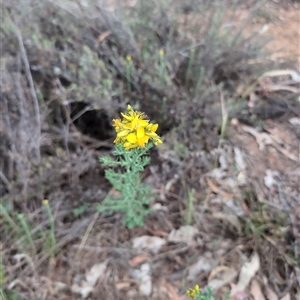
75, 211, 100, 260
10, 18, 41, 164
230, 252, 260, 297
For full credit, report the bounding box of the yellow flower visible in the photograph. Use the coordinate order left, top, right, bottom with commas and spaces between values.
187, 284, 200, 299
43, 199, 49, 205
126, 54, 132, 61
159, 49, 164, 56
121, 104, 146, 121
113, 105, 162, 150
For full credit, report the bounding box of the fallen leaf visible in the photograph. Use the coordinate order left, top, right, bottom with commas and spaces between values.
230, 252, 260, 297
129, 254, 150, 267
206, 177, 234, 200
136, 263, 152, 296
242, 126, 273, 151
168, 225, 198, 246
265, 286, 278, 300
187, 256, 213, 281
86, 262, 107, 286
208, 265, 232, 281
146, 227, 169, 237
71, 261, 108, 299
242, 125, 299, 162
71, 282, 93, 299
289, 117, 300, 126
275, 146, 299, 162
219, 152, 228, 170
8, 279, 29, 290
12, 253, 35, 274
237, 171, 247, 186
208, 267, 237, 291
54, 281, 68, 293
280, 294, 291, 300
234, 147, 246, 171
234, 290, 249, 300
264, 169, 279, 189
132, 236, 166, 254
260, 69, 300, 82
207, 177, 222, 194
209, 168, 227, 179
165, 282, 180, 300
152, 203, 169, 213
98, 31, 111, 42
116, 282, 131, 290
250, 279, 265, 300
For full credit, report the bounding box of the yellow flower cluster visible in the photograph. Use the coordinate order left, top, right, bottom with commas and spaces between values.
187, 284, 200, 299
113, 105, 162, 150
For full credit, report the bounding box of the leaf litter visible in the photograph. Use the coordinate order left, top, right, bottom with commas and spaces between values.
71, 260, 108, 299
230, 252, 260, 297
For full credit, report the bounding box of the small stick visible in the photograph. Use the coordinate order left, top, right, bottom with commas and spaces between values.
75, 211, 100, 260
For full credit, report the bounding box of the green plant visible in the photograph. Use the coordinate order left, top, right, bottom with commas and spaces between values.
0, 255, 5, 291
0, 203, 20, 235
157, 49, 169, 87
0, 256, 20, 300
0, 200, 36, 255
0, 198, 57, 258
125, 54, 133, 92
98, 144, 153, 229
17, 214, 36, 255
187, 285, 230, 300
185, 48, 196, 89
98, 105, 162, 229
73, 203, 90, 217
185, 189, 195, 225
1, 290, 20, 300
187, 285, 215, 300
42, 200, 57, 258
193, 66, 205, 99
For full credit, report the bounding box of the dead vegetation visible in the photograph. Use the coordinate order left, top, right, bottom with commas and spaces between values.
0, 0, 299, 299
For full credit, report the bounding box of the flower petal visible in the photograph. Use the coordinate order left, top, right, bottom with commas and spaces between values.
118, 130, 129, 137
151, 123, 158, 132
127, 133, 137, 143
121, 112, 133, 121
137, 119, 149, 127
136, 127, 145, 139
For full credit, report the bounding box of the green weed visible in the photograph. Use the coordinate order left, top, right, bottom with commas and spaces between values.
42, 200, 57, 258
98, 144, 153, 229
0, 199, 57, 258
186, 285, 229, 300
185, 189, 195, 225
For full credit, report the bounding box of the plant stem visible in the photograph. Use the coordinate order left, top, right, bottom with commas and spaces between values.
17, 214, 36, 255
43, 202, 57, 257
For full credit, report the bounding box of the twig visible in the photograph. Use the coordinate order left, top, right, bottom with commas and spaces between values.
72, 245, 138, 254
11, 20, 41, 164
75, 211, 100, 260
71, 104, 94, 123
0, 170, 12, 192
176, 41, 205, 56
214, 89, 227, 168
277, 180, 300, 286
